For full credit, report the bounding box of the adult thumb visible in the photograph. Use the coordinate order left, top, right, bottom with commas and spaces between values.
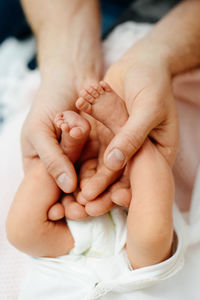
104, 110, 157, 171
32, 130, 77, 193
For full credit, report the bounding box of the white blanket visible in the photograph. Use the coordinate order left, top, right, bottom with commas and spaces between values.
1, 22, 200, 300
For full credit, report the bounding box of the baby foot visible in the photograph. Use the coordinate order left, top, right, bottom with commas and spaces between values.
76, 81, 128, 135
75, 81, 130, 203
48, 111, 90, 221
54, 111, 91, 163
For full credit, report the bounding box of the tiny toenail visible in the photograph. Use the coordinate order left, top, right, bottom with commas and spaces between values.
84, 89, 88, 95
78, 97, 84, 103
88, 88, 93, 93
98, 89, 104, 94
76, 98, 83, 108
61, 123, 69, 131
57, 173, 74, 193
105, 148, 125, 170
86, 95, 92, 100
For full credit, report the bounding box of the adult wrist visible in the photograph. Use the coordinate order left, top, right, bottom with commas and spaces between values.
36, 62, 102, 113
119, 37, 172, 79
36, 20, 102, 91
41, 63, 102, 95
38, 36, 102, 93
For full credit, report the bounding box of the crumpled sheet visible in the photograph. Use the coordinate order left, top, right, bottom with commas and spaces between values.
0, 21, 200, 300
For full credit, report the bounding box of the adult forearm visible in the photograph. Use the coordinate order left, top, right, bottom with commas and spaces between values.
121, 0, 200, 76
21, 0, 102, 92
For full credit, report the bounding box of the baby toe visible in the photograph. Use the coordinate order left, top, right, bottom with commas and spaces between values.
93, 83, 104, 95
80, 89, 94, 103
99, 81, 112, 92
76, 97, 92, 113
60, 122, 69, 132
87, 85, 100, 98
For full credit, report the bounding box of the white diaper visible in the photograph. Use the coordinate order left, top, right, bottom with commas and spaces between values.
19, 205, 185, 300
68, 207, 127, 257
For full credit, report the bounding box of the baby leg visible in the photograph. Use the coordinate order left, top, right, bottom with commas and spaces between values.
6, 161, 74, 257
126, 139, 174, 269
6, 111, 90, 257
76, 82, 174, 268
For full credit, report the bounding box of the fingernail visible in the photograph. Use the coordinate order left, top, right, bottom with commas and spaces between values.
57, 173, 74, 193
105, 148, 125, 170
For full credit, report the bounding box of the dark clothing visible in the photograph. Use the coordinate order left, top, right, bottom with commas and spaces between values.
101, 0, 134, 35
0, 0, 133, 68
0, 0, 181, 68
0, 0, 30, 43
103, 0, 181, 38
0, 0, 133, 44
0, 0, 181, 43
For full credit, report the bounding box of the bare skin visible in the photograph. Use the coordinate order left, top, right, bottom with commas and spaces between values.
127, 140, 174, 268
6, 112, 90, 256
21, 0, 102, 194
60, 0, 200, 218
49, 111, 91, 221
76, 81, 174, 267
76, 81, 130, 205
7, 83, 174, 267
20, 0, 200, 220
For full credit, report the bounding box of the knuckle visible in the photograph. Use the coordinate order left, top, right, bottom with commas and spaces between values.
43, 151, 70, 178
43, 156, 59, 177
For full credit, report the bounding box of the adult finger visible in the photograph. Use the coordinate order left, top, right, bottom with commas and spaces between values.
79, 163, 122, 202
32, 127, 77, 193
61, 194, 88, 220
103, 105, 163, 171
84, 175, 131, 216
48, 202, 65, 221
85, 192, 115, 217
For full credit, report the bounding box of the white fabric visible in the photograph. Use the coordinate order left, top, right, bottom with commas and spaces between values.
0, 22, 200, 300
68, 207, 127, 257
19, 206, 185, 300
0, 38, 38, 132
0, 39, 38, 300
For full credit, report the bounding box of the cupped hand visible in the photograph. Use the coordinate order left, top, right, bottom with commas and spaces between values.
21, 79, 79, 194
21, 72, 118, 221
78, 42, 179, 210
104, 55, 178, 168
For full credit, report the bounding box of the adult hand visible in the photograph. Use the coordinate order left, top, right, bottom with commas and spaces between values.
78, 40, 179, 209
21, 77, 80, 194
75, 0, 200, 214
104, 48, 178, 169
21, 0, 106, 220
22, 77, 109, 221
